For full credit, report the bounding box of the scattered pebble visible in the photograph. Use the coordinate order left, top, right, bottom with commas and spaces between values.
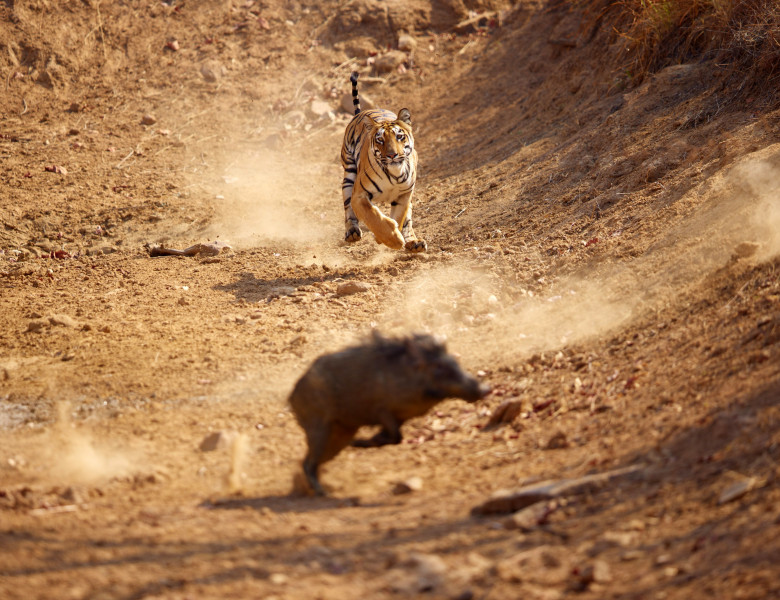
199, 431, 232, 452
336, 281, 371, 297
733, 241, 759, 259
309, 99, 333, 119
545, 430, 569, 450
392, 476, 423, 495
26, 319, 49, 333
503, 501, 551, 531
141, 114, 157, 126
374, 50, 407, 74
718, 475, 757, 504
397, 33, 417, 52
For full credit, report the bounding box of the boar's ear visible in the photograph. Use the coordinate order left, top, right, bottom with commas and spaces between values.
404, 336, 427, 369
397, 108, 412, 126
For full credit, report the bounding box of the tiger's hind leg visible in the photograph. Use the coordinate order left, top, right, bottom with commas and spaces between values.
342, 171, 362, 243
390, 192, 427, 253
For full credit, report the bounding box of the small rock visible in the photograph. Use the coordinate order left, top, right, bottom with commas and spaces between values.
269, 285, 296, 298
336, 281, 371, 297
663, 566, 680, 578
733, 241, 760, 259
100, 246, 117, 254
141, 114, 157, 126
309, 99, 333, 118
503, 501, 551, 531
496, 546, 571, 586
199, 64, 220, 82
545, 431, 569, 450
67, 102, 81, 113
392, 476, 423, 495
177, 297, 189, 306
486, 400, 524, 427
579, 559, 612, 584
718, 475, 757, 504
390, 553, 447, 593
49, 314, 80, 328
59, 486, 86, 504
26, 319, 49, 333
374, 50, 407, 74
269, 573, 288, 585
397, 33, 417, 52
199, 431, 232, 452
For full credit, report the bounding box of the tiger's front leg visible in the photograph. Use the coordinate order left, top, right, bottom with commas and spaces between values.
351, 191, 404, 250
342, 171, 362, 243
390, 191, 427, 253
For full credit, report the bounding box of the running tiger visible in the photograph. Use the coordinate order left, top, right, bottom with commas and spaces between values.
340, 71, 426, 252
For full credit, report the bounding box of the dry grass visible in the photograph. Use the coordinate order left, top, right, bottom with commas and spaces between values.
585, 0, 780, 97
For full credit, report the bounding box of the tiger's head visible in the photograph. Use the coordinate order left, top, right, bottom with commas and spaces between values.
371, 108, 414, 177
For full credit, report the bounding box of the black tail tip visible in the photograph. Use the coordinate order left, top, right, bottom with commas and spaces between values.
350, 71, 359, 84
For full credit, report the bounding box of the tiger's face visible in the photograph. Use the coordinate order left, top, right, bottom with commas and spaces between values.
372, 117, 414, 177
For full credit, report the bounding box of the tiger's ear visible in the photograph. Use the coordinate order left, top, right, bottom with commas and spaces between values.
397, 108, 412, 126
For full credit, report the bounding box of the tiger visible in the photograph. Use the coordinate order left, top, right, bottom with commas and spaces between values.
340, 71, 426, 252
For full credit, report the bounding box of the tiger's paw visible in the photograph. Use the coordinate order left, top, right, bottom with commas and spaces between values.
404, 239, 427, 253
345, 227, 362, 243
381, 229, 405, 250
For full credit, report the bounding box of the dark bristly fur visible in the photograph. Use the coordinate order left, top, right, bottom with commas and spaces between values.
288, 333, 489, 496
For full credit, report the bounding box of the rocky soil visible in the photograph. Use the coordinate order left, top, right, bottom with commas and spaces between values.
1, 1, 778, 599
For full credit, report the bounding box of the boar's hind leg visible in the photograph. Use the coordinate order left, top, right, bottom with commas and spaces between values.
303, 423, 357, 496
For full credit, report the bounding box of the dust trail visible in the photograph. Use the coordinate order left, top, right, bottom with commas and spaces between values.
378, 151, 780, 367
202, 142, 343, 250
48, 401, 134, 485
226, 432, 249, 495
198, 140, 406, 271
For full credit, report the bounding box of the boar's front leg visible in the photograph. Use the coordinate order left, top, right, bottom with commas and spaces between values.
352, 414, 403, 447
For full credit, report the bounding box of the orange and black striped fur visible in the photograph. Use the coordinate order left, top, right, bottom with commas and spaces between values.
340, 72, 426, 252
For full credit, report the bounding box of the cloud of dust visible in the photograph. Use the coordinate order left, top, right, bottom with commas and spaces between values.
378, 262, 637, 367
202, 145, 343, 253
732, 157, 780, 261
378, 151, 780, 367
46, 402, 135, 485
226, 432, 249, 495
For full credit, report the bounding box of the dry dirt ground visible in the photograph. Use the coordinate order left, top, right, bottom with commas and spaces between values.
1, 1, 779, 599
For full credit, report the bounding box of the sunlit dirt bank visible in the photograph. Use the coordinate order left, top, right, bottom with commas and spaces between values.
1, 1, 779, 599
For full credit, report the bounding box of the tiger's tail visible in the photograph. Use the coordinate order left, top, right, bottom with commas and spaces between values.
350, 71, 360, 116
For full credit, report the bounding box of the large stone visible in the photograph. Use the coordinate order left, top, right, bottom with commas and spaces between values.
472, 464, 644, 516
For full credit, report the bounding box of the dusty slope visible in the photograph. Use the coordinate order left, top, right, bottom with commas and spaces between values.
1, 1, 779, 599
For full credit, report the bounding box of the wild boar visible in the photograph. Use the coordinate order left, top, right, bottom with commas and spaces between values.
289, 333, 489, 495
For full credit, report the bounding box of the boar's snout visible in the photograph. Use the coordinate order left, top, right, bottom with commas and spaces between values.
429, 357, 490, 402
460, 378, 490, 402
